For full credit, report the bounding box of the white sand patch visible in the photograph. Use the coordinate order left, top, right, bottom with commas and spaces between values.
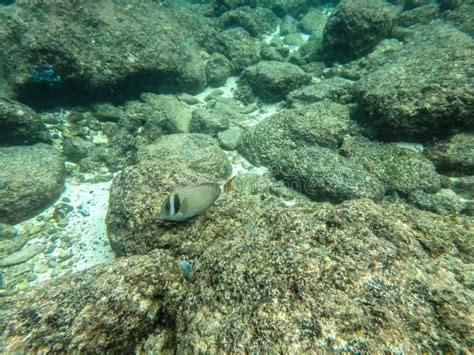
62, 180, 114, 272
194, 76, 239, 102
15, 179, 114, 285
394, 142, 424, 153
241, 103, 278, 127
263, 25, 280, 45
225, 150, 268, 177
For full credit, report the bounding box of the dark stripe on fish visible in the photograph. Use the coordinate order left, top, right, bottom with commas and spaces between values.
174, 193, 181, 214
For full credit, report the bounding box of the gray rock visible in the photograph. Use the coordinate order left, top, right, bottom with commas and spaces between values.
322, 0, 394, 64
448, 176, 474, 199
240, 60, 312, 102
0, 250, 177, 352
62, 137, 93, 163
205, 53, 232, 87
425, 133, 474, 176
0, 224, 17, 241
289, 33, 324, 65
0, 98, 51, 145
217, 127, 243, 150
190, 97, 247, 136
407, 189, 465, 215
287, 77, 356, 106
178, 94, 200, 106
210, 27, 260, 73
137, 133, 232, 181
119, 93, 193, 146
298, 8, 330, 37
283, 33, 306, 47
4, 180, 473, 353
218, 6, 279, 37
341, 136, 442, 195
0, 243, 45, 267
355, 24, 474, 141
213, 0, 316, 18
191, 109, 229, 136
396, 3, 439, 27
280, 15, 299, 35
240, 100, 355, 166
0, 233, 29, 259
274, 146, 385, 202
0, 144, 65, 224
442, 3, 474, 36
0, 2, 208, 108
92, 103, 123, 123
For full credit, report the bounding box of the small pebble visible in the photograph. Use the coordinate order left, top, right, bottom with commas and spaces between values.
28, 225, 42, 236
35, 263, 49, 274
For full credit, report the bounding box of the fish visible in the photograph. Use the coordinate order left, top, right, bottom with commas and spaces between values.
157, 176, 235, 222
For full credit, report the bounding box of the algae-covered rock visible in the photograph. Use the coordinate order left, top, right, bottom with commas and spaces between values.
0, 98, 50, 145
424, 132, 474, 175
442, 3, 474, 36
218, 6, 279, 37
104, 169, 472, 353
0, 144, 65, 224
286, 77, 356, 106
240, 60, 312, 102
322, 0, 394, 64
280, 15, 299, 35
210, 27, 260, 73
355, 24, 474, 141
298, 8, 330, 37
341, 136, 442, 196
190, 97, 247, 137
0, 250, 178, 353
205, 53, 232, 87
274, 146, 385, 202
240, 100, 355, 166
138, 133, 232, 180
0, 2, 208, 108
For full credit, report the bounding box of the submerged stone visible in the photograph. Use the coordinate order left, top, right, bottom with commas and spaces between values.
0, 243, 45, 267
0, 144, 65, 224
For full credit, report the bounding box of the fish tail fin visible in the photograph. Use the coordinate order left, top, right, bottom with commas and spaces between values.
223, 175, 236, 193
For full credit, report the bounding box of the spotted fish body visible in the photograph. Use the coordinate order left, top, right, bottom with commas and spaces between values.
158, 179, 233, 222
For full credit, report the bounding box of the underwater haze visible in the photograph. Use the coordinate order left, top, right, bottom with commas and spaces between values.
0, 0, 473, 353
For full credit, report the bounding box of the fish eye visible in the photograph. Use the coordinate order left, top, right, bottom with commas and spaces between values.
165, 201, 170, 211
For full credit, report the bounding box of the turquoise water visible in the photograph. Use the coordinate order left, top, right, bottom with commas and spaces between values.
0, 0, 472, 353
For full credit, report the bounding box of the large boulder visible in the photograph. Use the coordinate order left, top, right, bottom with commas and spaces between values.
239, 60, 312, 102
0, 98, 50, 145
210, 27, 261, 74
424, 132, 474, 175
0, 2, 208, 108
0, 144, 65, 224
218, 6, 279, 37
322, 0, 394, 64
355, 24, 474, 141
22, 178, 471, 353
341, 136, 442, 196
0, 250, 178, 353
274, 146, 385, 202
240, 100, 356, 166
190, 97, 247, 137
137, 133, 232, 180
